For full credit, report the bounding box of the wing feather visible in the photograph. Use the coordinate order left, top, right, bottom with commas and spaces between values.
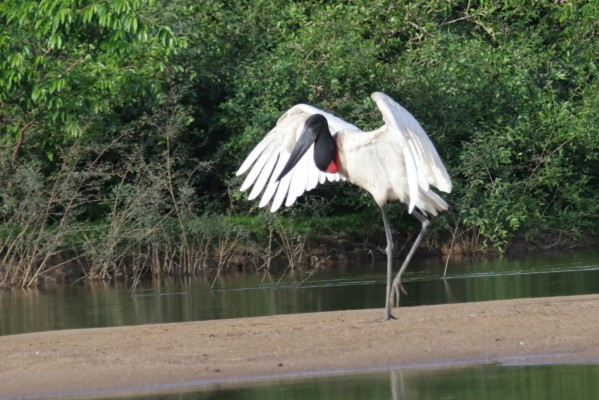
285, 146, 312, 207
236, 104, 349, 211
239, 149, 268, 192
258, 153, 287, 208
247, 150, 278, 200
371, 92, 452, 212
237, 138, 270, 176
271, 171, 292, 212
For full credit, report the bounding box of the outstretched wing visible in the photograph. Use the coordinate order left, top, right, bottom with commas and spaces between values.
236, 104, 357, 212
371, 92, 452, 213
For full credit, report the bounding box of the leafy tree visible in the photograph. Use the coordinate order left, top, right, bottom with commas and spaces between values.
0, 0, 183, 165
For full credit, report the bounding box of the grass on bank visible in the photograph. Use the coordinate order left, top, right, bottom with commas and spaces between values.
0, 206, 448, 288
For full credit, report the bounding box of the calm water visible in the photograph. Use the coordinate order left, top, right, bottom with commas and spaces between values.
1, 250, 598, 336
93, 364, 599, 400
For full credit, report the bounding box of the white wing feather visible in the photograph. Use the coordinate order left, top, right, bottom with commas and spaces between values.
236, 104, 353, 212
371, 92, 452, 212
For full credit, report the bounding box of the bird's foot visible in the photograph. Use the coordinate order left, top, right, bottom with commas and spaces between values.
385, 299, 397, 320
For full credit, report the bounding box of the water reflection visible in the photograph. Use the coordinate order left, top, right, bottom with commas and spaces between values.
95, 364, 599, 400
1, 249, 598, 336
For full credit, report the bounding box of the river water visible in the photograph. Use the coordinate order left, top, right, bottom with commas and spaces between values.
119, 364, 599, 400
1, 249, 598, 336
1, 249, 598, 399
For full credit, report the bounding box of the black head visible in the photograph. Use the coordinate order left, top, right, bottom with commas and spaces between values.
304, 114, 328, 134
276, 114, 333, 182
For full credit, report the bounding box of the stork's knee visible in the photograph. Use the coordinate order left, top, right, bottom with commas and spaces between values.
386, 242, 394, 255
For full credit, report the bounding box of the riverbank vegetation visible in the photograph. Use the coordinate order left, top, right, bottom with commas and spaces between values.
1, 0, 597, 286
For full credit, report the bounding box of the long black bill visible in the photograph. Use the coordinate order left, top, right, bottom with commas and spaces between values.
275, 126, 317, 182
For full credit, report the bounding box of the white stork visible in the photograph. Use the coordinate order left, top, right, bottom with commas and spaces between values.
236, 92, 452, 319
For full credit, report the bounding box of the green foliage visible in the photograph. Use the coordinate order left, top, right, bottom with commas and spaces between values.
1, 0, 598, 284
0, 0, 183, 163
220, 0, 598, 251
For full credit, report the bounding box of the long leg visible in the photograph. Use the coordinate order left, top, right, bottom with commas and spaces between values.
391, 210, 430, 307
380, 205, 396, 320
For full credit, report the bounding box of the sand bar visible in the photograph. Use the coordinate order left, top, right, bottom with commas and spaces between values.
1, 294, 598, 399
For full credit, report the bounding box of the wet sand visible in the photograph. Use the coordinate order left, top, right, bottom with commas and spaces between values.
1, 294, 598, 399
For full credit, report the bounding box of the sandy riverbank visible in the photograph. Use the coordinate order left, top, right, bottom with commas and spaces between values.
1, 294, 598, 399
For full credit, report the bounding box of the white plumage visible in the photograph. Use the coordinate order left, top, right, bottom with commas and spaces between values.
237, 92, 451, 214
237, 103, 353, 212
236, 92, 452, 319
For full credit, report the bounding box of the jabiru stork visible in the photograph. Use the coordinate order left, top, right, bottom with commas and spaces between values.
236, 92, 452, 319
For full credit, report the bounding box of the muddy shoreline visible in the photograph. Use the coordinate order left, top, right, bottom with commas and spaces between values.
1, 294, 598, 399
